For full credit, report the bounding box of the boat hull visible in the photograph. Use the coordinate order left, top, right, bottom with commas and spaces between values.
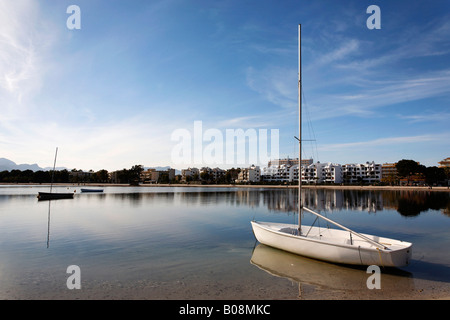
37, 192, 74, 200
80, 189, 104, 193
251, 221, 412, 267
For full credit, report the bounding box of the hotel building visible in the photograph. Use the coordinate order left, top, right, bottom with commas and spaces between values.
342, 162, 381, 184
438, 157, 450, 168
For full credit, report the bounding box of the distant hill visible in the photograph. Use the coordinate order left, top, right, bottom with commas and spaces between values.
0, 158, 181, 174
144, 166, 181, 175
0, 158, 66, 172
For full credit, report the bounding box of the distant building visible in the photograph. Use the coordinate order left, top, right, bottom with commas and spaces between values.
268, 158, 313, 167
302, 162, 342, 184
438, 157, 450, 168
141, 168, 175, 183
262, 160, 342, 184
399, 174, 426, 186
342, 162, 381, 184
69, 170, 93, 182
320, 162, 343, 184
262, 158, 312, 184
181, 167, 200, 181
141, 168, 157, 183
262, 164, 294, 183
236, 165, 261, 183
381, 163, 398, 184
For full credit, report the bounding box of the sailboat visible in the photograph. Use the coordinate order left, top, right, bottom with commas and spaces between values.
251, 25, 412, 267
80, 188, 104, 193
37, 147, 75, 200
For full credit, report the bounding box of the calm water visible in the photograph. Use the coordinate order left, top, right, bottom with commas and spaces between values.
0, 185, 449, 300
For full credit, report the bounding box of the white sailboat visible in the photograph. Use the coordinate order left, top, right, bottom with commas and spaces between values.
251, 25, 412, 267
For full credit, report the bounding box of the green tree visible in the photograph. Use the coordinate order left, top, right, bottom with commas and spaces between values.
425, 166, 446, 186
396, 160, 419, 178
129, 165, 144, 185
96, 169, 109, 183
34, 170, 51, 183
116, 169, 130, 183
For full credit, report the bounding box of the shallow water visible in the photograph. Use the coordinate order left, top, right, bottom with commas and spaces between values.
0, 185, 449, 299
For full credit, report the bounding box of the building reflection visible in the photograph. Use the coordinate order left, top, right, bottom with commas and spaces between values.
101, 187, 450, 218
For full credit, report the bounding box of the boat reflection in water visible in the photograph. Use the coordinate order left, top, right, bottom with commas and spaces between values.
250, 244, 414, 299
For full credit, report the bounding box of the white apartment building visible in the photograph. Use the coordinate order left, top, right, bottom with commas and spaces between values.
236, 165, 261, 183
262, 161, 342, 184
342, 162, 381, 184
320, 162, 343, 184
262, 164, 295, 183
302, 162, 342, 184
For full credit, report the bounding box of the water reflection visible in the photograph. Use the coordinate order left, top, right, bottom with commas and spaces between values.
1, 186, 449, 299
250, 244, 415, 298
82, 188, 450, 218
251, 243, 450, 297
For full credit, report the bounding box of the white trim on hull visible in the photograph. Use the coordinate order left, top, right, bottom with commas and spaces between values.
251, 221, 412, 267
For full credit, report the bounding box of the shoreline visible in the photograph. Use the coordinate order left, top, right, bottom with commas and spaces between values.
2, 182, 449, 192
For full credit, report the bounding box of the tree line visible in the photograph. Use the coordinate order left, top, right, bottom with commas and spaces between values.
0, 165, 146, 184
0, 168, 112, 184
384, 159, 449, 186
1, 159, 449, 186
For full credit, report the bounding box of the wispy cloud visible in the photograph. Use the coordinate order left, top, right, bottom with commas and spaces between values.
1, 113, 180, 171
0, 0, 57, 119
245, 65, 297, 110
397, 111, 450, 123
312, 39, 360, 67
302, 67, 450, 121
0, 1, 40, 103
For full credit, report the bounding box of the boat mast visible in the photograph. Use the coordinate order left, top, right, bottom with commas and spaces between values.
298, 24, 302, 233
50, 147, 58, 194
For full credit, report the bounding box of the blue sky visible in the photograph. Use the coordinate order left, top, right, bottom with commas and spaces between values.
1, 0, 449, 171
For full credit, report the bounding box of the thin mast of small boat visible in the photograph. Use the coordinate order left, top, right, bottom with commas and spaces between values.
295, 25, 385, 249
298, 24, 302, 234
49, 147, 58, 194
250, 25, 412, 267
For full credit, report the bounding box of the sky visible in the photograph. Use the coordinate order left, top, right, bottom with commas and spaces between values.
0, 0, 449, 171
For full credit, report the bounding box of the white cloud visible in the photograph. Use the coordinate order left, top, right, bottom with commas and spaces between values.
0, 0, 61, 136
245, 65, 297, 110
1, 113, 180, 171
0, 1, 45, 105
319, 134, 448, 151
313, 39, 359, 66
398, 111, 450, 123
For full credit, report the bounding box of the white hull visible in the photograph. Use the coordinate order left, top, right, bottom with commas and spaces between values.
251, 221, 412, 267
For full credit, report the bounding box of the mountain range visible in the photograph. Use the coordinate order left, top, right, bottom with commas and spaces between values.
0, 158, 181, 174
0, 158, 66, 172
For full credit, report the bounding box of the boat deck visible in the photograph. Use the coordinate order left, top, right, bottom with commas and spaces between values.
270, 222, 409, 251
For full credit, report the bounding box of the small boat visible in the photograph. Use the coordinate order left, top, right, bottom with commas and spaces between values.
251, 217, 412, 267
38, 192, 74, 200
37, 147, 75, 201
251, 25, 412, 268
80, 188, 104, 193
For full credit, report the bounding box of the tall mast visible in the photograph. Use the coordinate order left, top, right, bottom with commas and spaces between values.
298, 24, 302, 232
50, 147, 58, 194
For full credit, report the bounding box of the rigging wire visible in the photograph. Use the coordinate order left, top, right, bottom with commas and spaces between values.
301, 89, 319, 163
